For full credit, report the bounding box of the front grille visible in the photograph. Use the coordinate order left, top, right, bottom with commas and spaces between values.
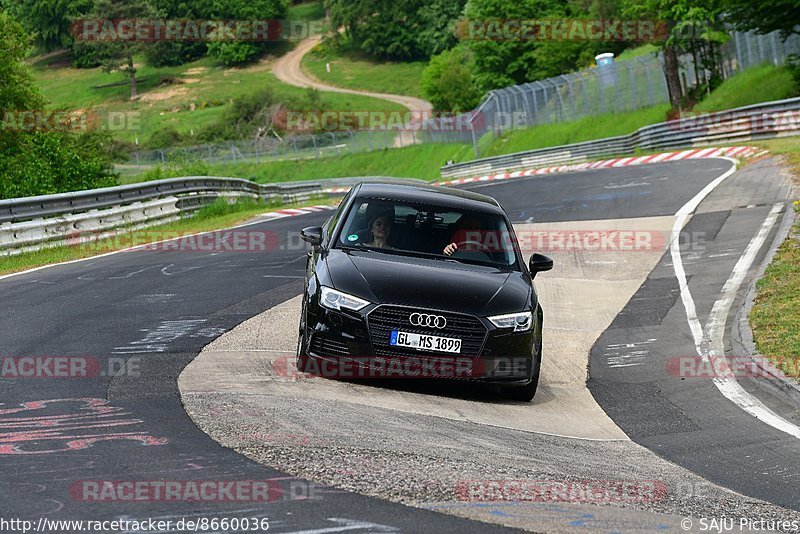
310, 335, 351, 357
367, 305, 487, 358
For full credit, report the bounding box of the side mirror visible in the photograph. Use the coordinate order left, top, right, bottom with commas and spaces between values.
300, 226, 323, 247
529, 253, 553, 278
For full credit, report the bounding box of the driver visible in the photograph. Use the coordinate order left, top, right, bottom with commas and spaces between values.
365, 212, 395, 249
443, 215, 483, 256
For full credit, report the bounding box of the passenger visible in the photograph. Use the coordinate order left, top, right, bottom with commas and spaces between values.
365, 212, 395, 249
443, 215, 483, 255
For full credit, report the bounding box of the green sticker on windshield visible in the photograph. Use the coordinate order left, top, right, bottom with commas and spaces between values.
347, 234, 359, 242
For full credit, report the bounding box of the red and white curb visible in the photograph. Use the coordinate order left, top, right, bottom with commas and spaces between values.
265, 205, 338, 219
436, 146, 764, 186
323, 187, 352, 195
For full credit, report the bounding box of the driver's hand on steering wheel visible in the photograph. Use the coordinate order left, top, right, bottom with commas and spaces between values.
443, 242, 458, 255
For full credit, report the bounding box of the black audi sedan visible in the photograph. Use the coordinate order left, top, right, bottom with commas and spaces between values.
297, 182, 552, 401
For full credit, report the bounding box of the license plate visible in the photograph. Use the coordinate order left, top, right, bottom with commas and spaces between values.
390, 330, 462, 354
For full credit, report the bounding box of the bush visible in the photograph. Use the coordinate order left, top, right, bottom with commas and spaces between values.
207, 42, 265, 66
146, 126, 185, 149
787, 54, 800, 93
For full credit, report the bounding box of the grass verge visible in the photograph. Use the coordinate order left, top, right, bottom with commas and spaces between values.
120, 143, 474, 184
749, 138, 800, 380
750, 212, 800, 380
483, 105, 670, 157
0, 196, 332, 276
694, 64, 799, 113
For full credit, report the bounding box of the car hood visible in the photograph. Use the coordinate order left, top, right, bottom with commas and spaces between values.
324, 249, 532, 316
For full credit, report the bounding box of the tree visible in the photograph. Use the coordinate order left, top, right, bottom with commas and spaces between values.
141, 0, 209, 66
205, 0, 287, 65
622, 0, 726, 109
81, 0, 161, 100
464, 0, 619, 92
421, 45, 482, 112
0, 11, 45, 112
720, 0, 800, 37
325, 0, 466, 60
0, 12, 116, 199
6, 0, 92, 51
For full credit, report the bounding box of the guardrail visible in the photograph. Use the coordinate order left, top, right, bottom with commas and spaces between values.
0, 176, 423, 256
440, 97, 800, 179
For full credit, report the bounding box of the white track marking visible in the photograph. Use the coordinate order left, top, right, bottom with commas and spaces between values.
704, 204, 800, 438
670, 162, 800, 439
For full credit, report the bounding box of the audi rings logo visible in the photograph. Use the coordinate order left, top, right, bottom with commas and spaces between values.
409, 313, 447, 329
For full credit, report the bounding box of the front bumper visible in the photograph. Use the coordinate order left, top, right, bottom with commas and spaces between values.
304, 302, 539, 385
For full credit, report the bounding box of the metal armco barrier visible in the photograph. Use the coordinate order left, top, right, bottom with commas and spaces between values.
440, 97, 800, 179
0, 176, 419, 255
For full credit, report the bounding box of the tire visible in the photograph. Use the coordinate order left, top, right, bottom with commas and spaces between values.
501, 346, 541, 402
296, 297, 310, 372
296, 329, 310, 373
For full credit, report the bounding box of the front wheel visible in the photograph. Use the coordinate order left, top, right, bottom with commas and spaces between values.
296, 330, 310, 373
501, 347, 541, 402
296, 297, 310, 372
501, 377, 538, 402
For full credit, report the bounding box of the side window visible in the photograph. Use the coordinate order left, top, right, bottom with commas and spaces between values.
324, 189, 355, 242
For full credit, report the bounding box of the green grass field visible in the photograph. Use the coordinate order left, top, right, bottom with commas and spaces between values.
301, 43, 427, 99
31, 50, 405, 147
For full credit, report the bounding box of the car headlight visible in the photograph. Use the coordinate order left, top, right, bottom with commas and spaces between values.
488, 311, 533, 332
320, 286, 370, 312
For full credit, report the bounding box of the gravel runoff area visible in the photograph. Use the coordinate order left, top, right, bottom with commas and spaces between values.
183, 390, 800, 531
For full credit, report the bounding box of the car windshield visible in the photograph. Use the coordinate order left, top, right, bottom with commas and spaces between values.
335, 197, 520, 269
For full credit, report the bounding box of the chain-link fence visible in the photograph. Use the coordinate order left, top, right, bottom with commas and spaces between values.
127, 29, 800, 169
452, 29, 800, 156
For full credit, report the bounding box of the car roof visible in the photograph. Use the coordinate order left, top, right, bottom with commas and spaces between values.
353, 181, 504, 213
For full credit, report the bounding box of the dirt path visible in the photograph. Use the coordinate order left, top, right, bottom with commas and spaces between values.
272, 36, 433, 147
273, 36, 433, 113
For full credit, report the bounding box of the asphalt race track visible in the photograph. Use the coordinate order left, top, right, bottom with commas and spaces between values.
1, 157, 799, 532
